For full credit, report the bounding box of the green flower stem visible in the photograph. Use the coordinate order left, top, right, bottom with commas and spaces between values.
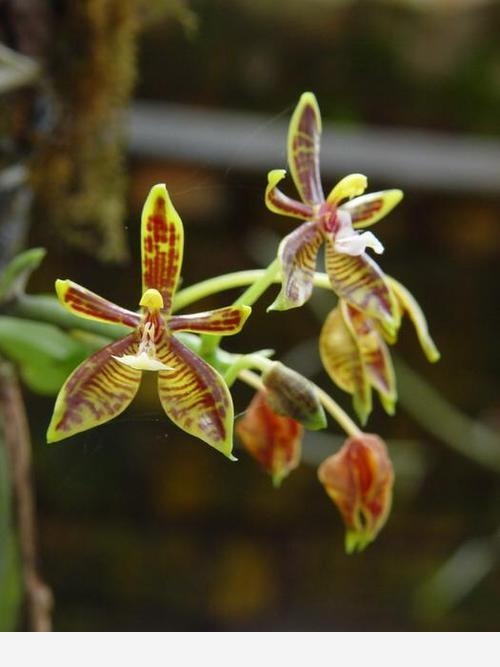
223, 350, 274, 387
238, 368, 265, 392
314, 385, 362, 439
199, 258, 281, 357
173, 264, 332, 313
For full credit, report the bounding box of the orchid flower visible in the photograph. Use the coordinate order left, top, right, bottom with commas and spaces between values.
318, 433, 394, 553
47, 184, 251, 458
320, 278, 440, 423
265, 92, 402, 334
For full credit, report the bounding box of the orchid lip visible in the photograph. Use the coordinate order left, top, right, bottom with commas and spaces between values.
113, 351, 173, 372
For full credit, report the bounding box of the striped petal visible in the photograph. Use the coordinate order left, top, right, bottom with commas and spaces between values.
386, 277, 440, 362
342, 302, 397, 415
342, 190, 403, 230
319, 306, 372, 424
156, 334, 234, 458
287, 92, 324, 206
268, 221, 324, 311
168, 305, 251, 335
141, 183, 184, 314
265, 170, 314, 220
324, 236, 399, 333
47, 333, 142, 443
55, 279, 140, 328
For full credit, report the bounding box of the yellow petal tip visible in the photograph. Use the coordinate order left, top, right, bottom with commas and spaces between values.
267, 169, 287, 187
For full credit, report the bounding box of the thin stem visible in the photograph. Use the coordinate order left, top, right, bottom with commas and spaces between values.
173, 265, 331, 312
0, 363, 53, 631
238, 369, 265, 392
200, 258, 281, 356
311, 386, 361, 438
173, 270, 268, 312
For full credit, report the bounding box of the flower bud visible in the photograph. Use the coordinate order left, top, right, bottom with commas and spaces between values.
318, 434, 394, 553
262, 362, 326, 431
236, 390, 303, 487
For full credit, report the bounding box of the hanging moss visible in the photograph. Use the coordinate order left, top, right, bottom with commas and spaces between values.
30, 0, 140, 263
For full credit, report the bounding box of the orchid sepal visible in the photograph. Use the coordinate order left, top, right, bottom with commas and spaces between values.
156, 334, 236, 459
141, 183, 184, 314
46, 333, 142, 443
287, 92, 324, 206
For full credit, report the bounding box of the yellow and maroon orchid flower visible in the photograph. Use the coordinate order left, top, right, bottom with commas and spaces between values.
236, 390, 303, 487
318, 433, 394, 553
320, 280, 440, 423
265, 92, 402, 334
47, 184, 251, 458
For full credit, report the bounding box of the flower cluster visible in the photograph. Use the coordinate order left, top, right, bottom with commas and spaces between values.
47, 92, 440, 553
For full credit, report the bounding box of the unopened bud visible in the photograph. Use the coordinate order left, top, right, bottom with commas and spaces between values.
262, 362, 326, 431
236, 390, 303, 487
318, 433, 394, 553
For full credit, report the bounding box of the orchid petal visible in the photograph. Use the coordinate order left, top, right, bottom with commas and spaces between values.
168, 305, 251, 335
265, 170, 315, 220
386, 277, 441, 362
342, 302, 397, 416
141, 184, 183, 314
327, 174, 367, 205
268, 221, 324, 311
287, 92, 324, 206
46, 333, 142, 443
342, 190, 403, 229
55, 279, 140, 329
156, 334, 235, 458
324, 236, 399, 333
319, 306, 372, 424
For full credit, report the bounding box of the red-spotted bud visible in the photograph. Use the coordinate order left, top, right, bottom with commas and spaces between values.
236, 390, 303, 487
318, 434, 394, 553
262, 362, 326, 431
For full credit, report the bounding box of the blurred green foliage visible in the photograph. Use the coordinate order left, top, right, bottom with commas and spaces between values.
0, 423, 22, 631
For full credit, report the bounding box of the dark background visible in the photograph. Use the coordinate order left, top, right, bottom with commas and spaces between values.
3, 0, 500, 631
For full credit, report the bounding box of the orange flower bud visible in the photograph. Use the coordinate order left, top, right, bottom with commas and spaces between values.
236, 390, 303, 487
318, 434, 394, 553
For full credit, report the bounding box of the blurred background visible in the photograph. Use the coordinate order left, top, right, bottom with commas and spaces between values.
1, 0, 500, 631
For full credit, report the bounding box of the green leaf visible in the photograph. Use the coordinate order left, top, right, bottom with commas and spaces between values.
0, 248, 46, 304
0, 316, 90, 395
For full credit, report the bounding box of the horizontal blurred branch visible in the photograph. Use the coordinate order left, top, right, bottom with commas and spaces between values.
414, 527, 500, 621
128, 101, 500, 194
394, 355, 500, 473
